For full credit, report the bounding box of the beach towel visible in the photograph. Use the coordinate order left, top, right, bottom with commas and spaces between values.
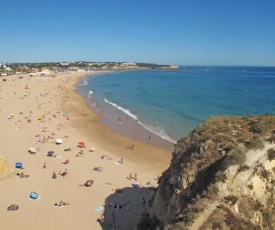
148, 186, 156, 190
94, 206, 104, 212
132, 184, 140, 188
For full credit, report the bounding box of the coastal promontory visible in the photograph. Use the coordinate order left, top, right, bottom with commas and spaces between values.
138, 114, 275, 230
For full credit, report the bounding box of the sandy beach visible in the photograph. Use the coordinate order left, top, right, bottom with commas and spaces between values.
0, 72, 171, 230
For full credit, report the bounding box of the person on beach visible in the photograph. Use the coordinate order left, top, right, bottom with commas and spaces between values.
134, 173, 137, 181
52, 171, 57, 179
112, 211, 115, 222
97, 214, 104, 226
120, 157, 123, 164
143, 198, 146, 207
43, 162, 46, 169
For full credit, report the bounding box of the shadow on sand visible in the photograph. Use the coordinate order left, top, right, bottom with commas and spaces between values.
97, 186, 157, 230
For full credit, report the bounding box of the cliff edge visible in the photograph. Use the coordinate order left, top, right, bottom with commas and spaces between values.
138, 115, 275, 230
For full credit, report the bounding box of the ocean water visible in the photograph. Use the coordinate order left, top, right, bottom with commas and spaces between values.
77, 67, 275, 144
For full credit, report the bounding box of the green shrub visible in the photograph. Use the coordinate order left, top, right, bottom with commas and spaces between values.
267, 148, 275, 161
246, 135, 264, 150
215, 171, 227, 183
225, 148, 247, 166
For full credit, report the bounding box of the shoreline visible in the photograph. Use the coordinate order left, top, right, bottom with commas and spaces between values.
76, 71, 175, 151
0, 72, 172, 229
64, 71, 173, 168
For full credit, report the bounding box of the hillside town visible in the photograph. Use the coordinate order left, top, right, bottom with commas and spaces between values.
0, 61, 179, 76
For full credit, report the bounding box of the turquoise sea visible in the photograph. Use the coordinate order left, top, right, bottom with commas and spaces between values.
76, 67, 275, 144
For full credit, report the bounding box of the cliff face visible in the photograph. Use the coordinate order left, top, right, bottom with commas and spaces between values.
138, 115, 275, 230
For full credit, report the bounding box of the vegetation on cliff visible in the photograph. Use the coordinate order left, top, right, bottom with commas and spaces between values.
138, 114, 275, 230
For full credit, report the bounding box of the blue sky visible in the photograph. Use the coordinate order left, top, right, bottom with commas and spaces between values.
1, 0, 275, 66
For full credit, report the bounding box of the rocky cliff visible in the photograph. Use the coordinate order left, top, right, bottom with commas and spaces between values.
138, 115, 275, 230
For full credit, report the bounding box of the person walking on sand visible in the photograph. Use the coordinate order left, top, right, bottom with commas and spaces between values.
143, 198, 146, 207
43, 162, 46, 169
112, 211, 115, 222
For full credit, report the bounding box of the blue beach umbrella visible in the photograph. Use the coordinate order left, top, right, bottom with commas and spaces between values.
30, 192, 39, 199
47, 151, 54, 156
15, 162, 23, 168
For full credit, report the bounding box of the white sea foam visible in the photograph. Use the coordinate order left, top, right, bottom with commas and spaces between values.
104, 98, 138, 120
104, 98, 176, 144
88, 90, 94, 94
138, 121, 177, 144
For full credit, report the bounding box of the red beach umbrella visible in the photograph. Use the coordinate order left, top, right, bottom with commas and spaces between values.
78, 142, 85, 147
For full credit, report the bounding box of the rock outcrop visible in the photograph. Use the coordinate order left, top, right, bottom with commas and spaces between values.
138, 115, 275, 230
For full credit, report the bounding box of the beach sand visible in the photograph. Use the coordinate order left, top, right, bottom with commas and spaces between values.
0, 72, 171, 230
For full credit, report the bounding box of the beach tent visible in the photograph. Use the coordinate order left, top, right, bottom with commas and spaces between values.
15, 162, 23, 168
30, 192, 39, 199
28, 148, 36, 154
62, 112, 67, 116
47, 151, 54, 157
64, 147, 71, 151
78, 142, 85, 147
55, 139, 63, 144
85, 180, 94, 187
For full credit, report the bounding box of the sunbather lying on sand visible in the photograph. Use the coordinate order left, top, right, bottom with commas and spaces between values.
61, 159, 69, 165
97, 214, 104, 225
101, 155, 112, 160
59, 169, 67, 176
17, 172, 29, 178
90, 167, 102, 172
115, 188, 123, 193
55, 200, 69, 207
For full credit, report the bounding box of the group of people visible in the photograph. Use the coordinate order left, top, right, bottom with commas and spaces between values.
54, 200, 69, 207
8, 204, 18, 211
90, 167, 102, 172
128, 143, 135, 150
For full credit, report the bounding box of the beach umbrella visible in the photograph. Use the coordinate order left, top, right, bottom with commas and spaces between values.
37, 116, 43, 120
78, 142, 85, 147
28, 147, 36, 153
55, 139, 63, 144
85, 180, 94, 187
30, 192, 39, 199
15, 162, 23, 168
47, 151, 54, 156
